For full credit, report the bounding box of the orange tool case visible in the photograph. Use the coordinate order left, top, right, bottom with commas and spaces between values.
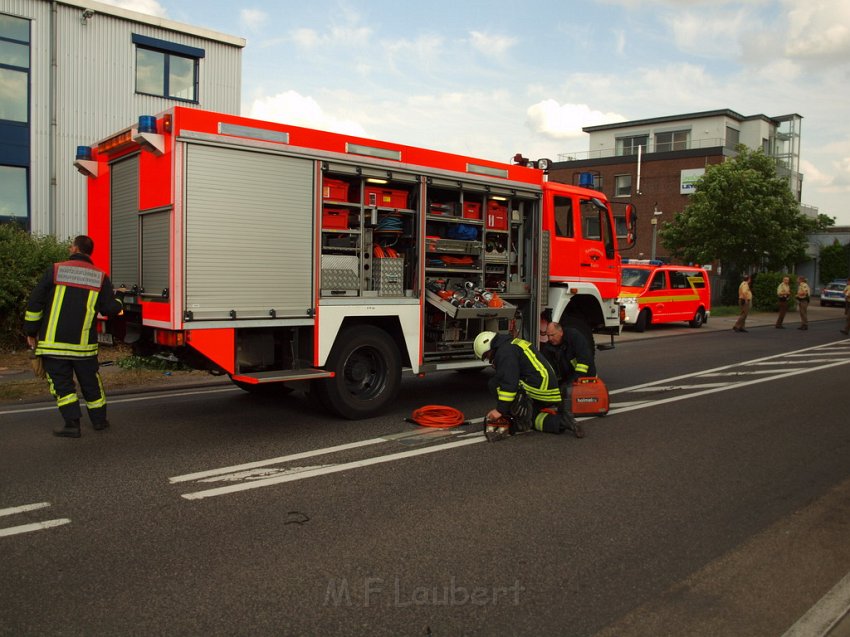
571, 377, 609, 416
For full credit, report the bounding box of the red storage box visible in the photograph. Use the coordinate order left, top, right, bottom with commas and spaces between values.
322, 178, 350, 202
322, 207, 349, 230
462, 202, 482, 220
365, 187, 408, 209
571, 377, 609, 416
486, 200, 508, 230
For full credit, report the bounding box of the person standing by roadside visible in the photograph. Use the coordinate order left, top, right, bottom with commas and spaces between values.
24, 235, 124, 438
733, 274, 753, 333
841, 279, 850, 336
795, 275, 811, 330
775, 275, 791, 329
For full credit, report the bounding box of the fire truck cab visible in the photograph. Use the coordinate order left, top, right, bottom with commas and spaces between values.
77, 108, 635, 418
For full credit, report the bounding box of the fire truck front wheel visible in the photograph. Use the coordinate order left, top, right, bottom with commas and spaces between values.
317, 326, 402, 419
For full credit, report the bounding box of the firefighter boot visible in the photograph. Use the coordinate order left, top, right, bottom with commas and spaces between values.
54, 419, 81, 438
563, 411, 585, 439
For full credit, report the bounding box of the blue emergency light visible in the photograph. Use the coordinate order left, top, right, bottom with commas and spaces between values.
138, 115, 157, 134
75, 146, 92, 161
578, 172, 595, 188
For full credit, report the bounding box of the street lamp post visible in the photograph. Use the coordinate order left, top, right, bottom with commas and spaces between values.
651, 206, 663, 260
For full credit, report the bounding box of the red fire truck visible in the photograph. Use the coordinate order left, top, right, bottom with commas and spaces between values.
74, 107, 635, 418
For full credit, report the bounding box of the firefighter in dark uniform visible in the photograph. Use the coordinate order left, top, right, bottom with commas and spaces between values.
473, 331, 579, 442
25, 235, 124, 438
541, 321, 594, 437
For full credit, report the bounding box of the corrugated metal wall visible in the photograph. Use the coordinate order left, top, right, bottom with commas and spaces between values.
0, 0, 243, 238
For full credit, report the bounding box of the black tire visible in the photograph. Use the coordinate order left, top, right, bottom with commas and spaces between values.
229, 376, 293, 395
314, 326, 401, 419
634, 309, 650, 333
689, 308, 706, 328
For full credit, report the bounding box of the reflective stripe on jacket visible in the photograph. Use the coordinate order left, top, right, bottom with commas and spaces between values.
24, 254, 122, 358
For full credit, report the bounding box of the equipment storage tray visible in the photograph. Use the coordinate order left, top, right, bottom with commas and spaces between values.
425, 237, 483, 255
426, 291, 517, 320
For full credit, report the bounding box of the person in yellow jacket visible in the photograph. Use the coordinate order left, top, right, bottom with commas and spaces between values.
733, 274, 753, 332
24, 236, 124, 438
775, 276, 791, 328
795, 276, 811, 330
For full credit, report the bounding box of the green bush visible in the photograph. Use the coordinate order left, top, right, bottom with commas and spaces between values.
0, 224, 69, 351
721, 271, 796, 313
752, 272, 796, 312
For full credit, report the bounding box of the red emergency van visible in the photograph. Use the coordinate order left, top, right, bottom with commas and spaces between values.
618, 260, 711, 331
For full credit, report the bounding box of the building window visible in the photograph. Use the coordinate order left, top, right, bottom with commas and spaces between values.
616, 135, 647, 156
0, 13, 30, 124
0, 165, 28, 222
133, 34, 204, 102
726, 127, 740, 150
655, 130, 689, 152
614, 174, 632, 197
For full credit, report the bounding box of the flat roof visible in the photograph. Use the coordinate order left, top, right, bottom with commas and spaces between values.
583, 109, 780, 133
60, 0, 246, 47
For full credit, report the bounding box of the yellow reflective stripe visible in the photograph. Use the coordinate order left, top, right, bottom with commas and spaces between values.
36, 341, 98, 354
498, 389, 517, 402
575, 363, 590, 374
522, 383, 562, 402
81, 290, 98, 344
514, 339, 552, 393
86, 374, 107, 409
56, 392, 78, 407
25, 310, 43, 322
534, 412, 547, 431
44, 286, 66, 344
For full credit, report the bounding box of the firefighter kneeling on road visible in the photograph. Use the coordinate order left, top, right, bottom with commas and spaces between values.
473, 331, 581, 442
541, 321, 594, 432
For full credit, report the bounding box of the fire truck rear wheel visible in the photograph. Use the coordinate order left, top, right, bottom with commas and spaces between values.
317, 326, 402, 419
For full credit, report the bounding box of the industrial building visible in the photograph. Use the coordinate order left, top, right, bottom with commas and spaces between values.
0, 0, 244, 237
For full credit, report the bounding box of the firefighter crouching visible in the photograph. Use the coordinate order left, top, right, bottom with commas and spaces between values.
24, 235, 124, 438
473, 331, 581, 442
541, 321, 594, 434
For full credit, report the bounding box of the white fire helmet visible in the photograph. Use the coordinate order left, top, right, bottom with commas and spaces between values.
473, 331, 497, 360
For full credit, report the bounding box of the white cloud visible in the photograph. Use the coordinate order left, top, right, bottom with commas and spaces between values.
784, 0, 850, 63
526, 100, 626, 140
240, 9, 267, 32
246, 90, 368, 137
95, 0, 168, 17
469, 31, 517, 57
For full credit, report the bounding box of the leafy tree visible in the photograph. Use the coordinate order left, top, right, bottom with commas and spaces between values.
819, 239, 850, 284
0, 223, 68, 351
659, 146, 811, 272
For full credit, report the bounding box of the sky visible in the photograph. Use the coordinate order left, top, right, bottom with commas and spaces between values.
100, 0, 850, 225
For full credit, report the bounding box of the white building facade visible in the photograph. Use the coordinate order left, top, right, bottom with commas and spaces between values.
0, 0, 244, 237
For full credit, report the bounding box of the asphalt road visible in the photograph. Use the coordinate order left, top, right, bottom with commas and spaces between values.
2, 312, 849, 636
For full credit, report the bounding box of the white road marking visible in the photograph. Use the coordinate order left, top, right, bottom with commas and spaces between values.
181, 436, 484, 500
782, 570, 850, 637
0, 502, 51, 517
0, 518, 71, 538
0, 386, 237, 416
170, 341, 850, 500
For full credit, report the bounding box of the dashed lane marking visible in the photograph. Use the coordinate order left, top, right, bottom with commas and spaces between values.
0, 502, 69, 538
